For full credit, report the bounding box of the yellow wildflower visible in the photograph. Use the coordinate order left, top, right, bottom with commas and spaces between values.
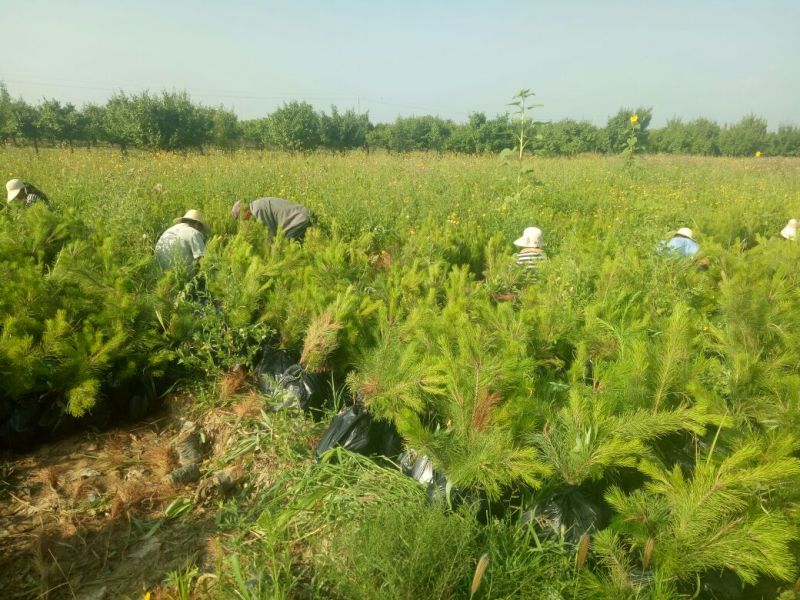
755, 150, 762, 157
630, 114, 639, 124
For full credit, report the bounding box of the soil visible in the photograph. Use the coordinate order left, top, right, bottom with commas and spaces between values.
0, 406, 228, 599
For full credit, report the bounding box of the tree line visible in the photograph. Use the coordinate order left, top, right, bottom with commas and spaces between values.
1, 83, 798, 156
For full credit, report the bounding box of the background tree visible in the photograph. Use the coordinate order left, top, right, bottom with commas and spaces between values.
769, 125, 800, 157
384, 115, 453, 152
365, 122, 391, 152
37, 99, 67, 148
206, 106, 240, 151
13, 99, 42, 153
604, 107, 652, 153
319, 106, 371, 152
719, 114, 768, 156
81, 104, 106, 150
266, 101, 321, 152
103, 93, 140, 153
649, 118, 722, 156
537, 119, 602, 156
239, 118, 269, 150
0, 82, 17, 144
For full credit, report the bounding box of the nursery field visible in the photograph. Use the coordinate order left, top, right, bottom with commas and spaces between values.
2, 148, 800, 599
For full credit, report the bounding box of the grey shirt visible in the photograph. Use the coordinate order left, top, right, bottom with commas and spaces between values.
249, 197, 311, 238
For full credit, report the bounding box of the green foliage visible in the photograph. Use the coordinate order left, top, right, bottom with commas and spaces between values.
536, 119, 603, 156
231, 450, 575, 600
3, 148, 800, 596
598, 438, 800, 588
319, 106, 371, 151
0, 206, 176, 419
649, 118, 721, 156
265, 101, 321, 152
605, 107, 652, 153
0, 82, 15, 143
447, 113, 512, 154
719, 114, 768, 156
2, 80, 799, 155
376, 115, 455, 152
770, 125, 800, 157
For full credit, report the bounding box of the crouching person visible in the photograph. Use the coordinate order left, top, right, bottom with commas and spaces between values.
658, 227, 700, 257
231, 197, 313, 242
6, 178, 51, 209
514, 226, 548, 268
155, 209, 210, 276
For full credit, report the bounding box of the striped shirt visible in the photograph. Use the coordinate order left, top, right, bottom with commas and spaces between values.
12, 183, 51, 209
517, 248, 548, 267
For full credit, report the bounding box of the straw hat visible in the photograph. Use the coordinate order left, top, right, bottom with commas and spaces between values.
781, 218, 798, 240
514, 226, 544, 248
174, 209, 210, 235
674, 227, 695, 242
6, 179, 24, 202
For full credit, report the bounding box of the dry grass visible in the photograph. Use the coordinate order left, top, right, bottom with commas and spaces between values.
143, 444, 178, 478
577, 534, 591, 569
232, 391, 263, 419
219, 367, 249, 401
33, 466, 62, 491
110, 478, 169, 521
103, 432, 133, 468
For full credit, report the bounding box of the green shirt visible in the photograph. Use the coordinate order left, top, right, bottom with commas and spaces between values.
249, 197, 311, 238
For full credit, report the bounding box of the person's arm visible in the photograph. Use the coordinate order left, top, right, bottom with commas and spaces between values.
189, 231, 206, 262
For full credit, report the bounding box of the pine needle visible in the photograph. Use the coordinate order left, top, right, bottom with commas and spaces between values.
300, 311, 343, 373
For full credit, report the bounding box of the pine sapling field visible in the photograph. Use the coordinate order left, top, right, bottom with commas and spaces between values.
1, 148, 800, 599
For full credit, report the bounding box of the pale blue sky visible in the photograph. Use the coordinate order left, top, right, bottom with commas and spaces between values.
1, 0, 798, 127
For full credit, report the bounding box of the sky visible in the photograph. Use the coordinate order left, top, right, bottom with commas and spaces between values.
1, 0, 798, 128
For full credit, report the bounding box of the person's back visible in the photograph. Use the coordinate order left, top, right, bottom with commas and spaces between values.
155, 222, 205, 273
517, 247, 548, 267
658, 227, 700, 258
249, 197, 312, 239
665, 235, 700, 257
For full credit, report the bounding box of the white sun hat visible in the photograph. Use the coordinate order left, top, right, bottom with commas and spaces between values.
781, 218, 798, 240
174, 209, 211, 235
6, 179, 24, 202
675, 227, 695, 242
514, 226, 544, 248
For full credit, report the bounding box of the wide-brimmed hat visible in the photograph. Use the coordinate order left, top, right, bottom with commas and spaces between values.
6, 179, 24, 202
174, 209, 210, 235
781, 218, 798, 240
514, 226, 544, 248
674, 227, 695, 242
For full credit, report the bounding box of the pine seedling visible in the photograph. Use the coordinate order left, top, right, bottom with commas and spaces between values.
300, 311, 343, 373
601, 437, 800, 590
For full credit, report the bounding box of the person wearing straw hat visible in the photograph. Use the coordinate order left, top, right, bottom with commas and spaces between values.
6, 178, 51, 209
155, 209, 210, 273
513, 226, 548, 267
660, 227, 700, 257
780, 219, 797, 241
231, 197, 313, 242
